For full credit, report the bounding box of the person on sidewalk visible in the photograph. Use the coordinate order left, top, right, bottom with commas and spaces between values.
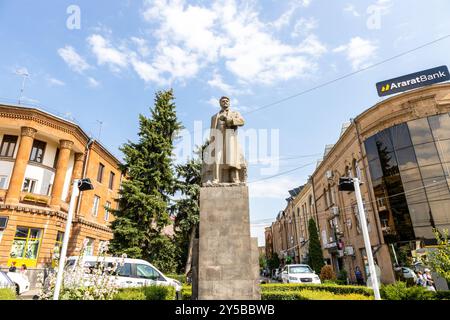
355, 266, 365, 285
8, 261, 17, 272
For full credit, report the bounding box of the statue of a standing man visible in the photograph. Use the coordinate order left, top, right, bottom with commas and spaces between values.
202, 96, 247, 184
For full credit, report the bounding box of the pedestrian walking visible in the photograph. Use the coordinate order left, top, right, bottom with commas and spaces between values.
424, 269, 436, 292
355, 266, 365, 285
8, 261, 17, 272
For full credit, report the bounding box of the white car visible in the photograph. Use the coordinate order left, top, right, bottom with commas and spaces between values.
2, 271, 30, 295
65, 256, 182, 295
281, 264, 321, 284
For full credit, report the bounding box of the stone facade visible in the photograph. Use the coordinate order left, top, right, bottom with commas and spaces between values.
0, 103, 122, 270
267, 83, 450, 285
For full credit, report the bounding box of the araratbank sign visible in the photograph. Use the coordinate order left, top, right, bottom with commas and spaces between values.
376, 65, 449, 97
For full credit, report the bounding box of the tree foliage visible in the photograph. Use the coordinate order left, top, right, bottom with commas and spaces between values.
172, 153, 202, 273
427, 229, 450, 283
110, 89, 182, 273
308, 218, 325, 273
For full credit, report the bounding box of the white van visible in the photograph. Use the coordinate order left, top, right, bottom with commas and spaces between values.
65, 256, 182, 296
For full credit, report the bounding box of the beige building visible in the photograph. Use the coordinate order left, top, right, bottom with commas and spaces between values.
267, 83, 450, 284
0, 103, 122, 269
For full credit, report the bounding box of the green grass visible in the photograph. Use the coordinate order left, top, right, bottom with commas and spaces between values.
113, 285, 176, 300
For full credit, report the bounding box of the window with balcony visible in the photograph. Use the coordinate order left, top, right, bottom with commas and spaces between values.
29, 140, 46, 163
0, 135, 18, 157
22, 178, 37, 193
84, 237, 95, 256
109, 171, 115, 190
92, 195, 100, 217
97, 163, 105, 183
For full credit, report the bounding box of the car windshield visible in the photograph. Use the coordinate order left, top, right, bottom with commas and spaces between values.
289, 266, 312, 274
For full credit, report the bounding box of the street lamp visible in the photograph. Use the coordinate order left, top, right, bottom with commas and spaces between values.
338, 177, 381, 300
53, 178, 94, 300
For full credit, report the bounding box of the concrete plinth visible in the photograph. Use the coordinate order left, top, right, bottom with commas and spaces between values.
198, 185, 260, 300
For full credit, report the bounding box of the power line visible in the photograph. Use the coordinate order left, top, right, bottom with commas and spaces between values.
247, 161, 317, 184
244, 34, 450, 115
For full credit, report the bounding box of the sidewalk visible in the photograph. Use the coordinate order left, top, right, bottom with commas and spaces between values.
17, 289, 39, 300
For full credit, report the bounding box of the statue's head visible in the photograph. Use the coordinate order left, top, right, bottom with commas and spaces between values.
219, 96, 230, 110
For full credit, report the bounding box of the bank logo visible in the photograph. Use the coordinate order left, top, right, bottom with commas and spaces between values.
376, 66, 450, 97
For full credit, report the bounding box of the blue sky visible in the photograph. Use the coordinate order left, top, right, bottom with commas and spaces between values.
1, 0, 450, 245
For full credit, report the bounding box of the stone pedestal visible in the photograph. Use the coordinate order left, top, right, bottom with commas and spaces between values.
198, 185, 260, 300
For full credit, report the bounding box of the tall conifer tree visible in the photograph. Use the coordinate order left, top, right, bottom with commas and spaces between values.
308, 218, 325, 274
110, 90, 181, 272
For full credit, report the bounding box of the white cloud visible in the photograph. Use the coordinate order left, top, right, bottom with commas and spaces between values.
207, 72, 241, 96
87, 77, 100, 88
57, 46, 90, 73
87, 34, 128, 72
291, 17, 318, 38
131, 37, 151, 57
370, 0, 392, 16
48, 77, 65, 86
344, 4, 360, 17
333, 37, 378, 70
249, 176, 299, 199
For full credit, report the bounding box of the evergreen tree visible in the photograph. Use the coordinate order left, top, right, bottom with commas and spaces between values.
308, 218, 325, 273
172, 149, 202, 274
110, 90, 182, 273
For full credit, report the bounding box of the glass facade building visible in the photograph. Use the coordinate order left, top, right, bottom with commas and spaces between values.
364, 112, 450, 243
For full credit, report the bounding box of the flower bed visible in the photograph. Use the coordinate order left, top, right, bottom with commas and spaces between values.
0, 288, 16, 300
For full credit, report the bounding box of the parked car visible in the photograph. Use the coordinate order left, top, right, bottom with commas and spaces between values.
65, 256, 182, 296
281, 264, 321, 284
0, 270, 30, 295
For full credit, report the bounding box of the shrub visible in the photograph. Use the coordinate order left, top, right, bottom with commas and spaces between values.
436, 291, 450, 300
337, 270, 348, 285
260, 283, 373, 296
113, 285, 176, 300
380, 282, 435, 300
0, 288, 16, 300
113, 288, 146, 300
261, 289, 371, 300
181, 285, 192, 300
320, 265, 336, 281
143, 285, 176, 300
166, 274, 187, 285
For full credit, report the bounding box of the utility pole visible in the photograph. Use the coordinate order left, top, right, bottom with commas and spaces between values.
53, 179, 94, 300
339, 177, 381, 300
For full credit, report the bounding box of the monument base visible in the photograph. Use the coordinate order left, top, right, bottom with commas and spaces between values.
198, 185, 260, 300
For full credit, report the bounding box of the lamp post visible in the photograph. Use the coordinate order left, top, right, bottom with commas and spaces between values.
53, 178, 94, 300
338, 177, 381, 300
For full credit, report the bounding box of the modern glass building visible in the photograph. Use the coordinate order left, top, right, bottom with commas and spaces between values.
365, 112, 450, 244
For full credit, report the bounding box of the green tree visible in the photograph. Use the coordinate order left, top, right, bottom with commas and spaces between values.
172, 153, 202, 274
267, 254, 280, 271
110, 89, 182, 273
308, 218, 325, 273
428, 229, 450, 284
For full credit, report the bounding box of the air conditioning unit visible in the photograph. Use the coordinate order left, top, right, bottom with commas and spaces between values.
344, 246, 355, 256
299, 237, 305, 244
325, 170, 333, 180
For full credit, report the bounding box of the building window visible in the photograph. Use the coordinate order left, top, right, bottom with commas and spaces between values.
84, 238, 94, 256
22, 178, 37, 193
0, 135, 18, 158
53, 148, 60, 168
97, 163, 105, 183
0, 175, 8, 189
109, 171, 115, 190
29, 140, 46, 163
92, 195, 100, 217
52, 231, 64, 266
9, 227, 42, 265
105, 201, 111, 221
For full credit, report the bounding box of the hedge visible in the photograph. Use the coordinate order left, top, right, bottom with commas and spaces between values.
181, 285, 192, 300
0, 288, 16, 300
113, 285, 176, 300
261, 290, 372, 300
260, 283, 374, 297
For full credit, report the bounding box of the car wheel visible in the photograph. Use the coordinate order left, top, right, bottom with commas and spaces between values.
15, 284, 20, 295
